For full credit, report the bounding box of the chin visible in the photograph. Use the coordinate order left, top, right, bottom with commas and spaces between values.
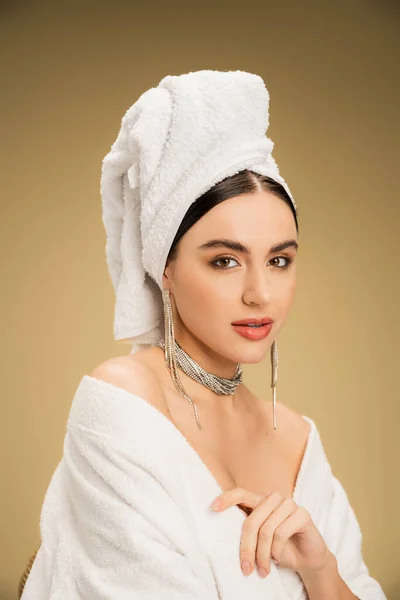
238, 352, 267, 365
228, 344, 269, 365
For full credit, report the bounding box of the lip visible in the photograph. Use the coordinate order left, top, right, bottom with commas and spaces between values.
231, 317, 273, 325
232, 322, 273, 340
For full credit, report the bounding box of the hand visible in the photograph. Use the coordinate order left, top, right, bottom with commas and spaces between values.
210, 487, 332, 578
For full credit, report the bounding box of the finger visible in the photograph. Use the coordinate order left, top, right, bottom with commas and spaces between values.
239, 493, 283, 576
270, 506, 310, 563
255, 498, 298, 576
214, 487, 262, 512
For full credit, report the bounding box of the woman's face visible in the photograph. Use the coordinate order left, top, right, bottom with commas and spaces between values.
162, 190, 298, 374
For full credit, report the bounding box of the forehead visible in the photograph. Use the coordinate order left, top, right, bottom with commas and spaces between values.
188, 191, 297, 244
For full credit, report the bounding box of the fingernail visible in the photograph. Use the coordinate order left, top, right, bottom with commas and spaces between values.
211, 499, 222, 510
258, 566, 268, 578
241, 560, 252, 575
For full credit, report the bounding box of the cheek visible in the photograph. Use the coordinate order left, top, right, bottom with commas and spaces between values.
278, 274, 297, 309
176, 271, 231, 324
175, 266, 297, 326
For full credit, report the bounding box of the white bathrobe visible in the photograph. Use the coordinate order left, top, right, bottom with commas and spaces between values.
22, 375, 386, 599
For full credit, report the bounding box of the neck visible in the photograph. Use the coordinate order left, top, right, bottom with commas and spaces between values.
174, 333, 240, 380
170, 368, 247, 415
155, 335, 245, 413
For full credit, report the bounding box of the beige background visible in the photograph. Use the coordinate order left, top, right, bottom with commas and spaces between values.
1, 1, 398, 598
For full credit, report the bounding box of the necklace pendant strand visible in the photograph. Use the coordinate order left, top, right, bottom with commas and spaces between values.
157, 336, 243, 430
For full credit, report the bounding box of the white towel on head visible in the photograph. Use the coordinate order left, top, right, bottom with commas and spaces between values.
100, 69, 297, 354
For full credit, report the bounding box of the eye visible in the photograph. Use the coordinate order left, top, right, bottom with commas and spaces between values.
211, 256, 239, 269
210, 255, 294, 270
270, 256, 293, 269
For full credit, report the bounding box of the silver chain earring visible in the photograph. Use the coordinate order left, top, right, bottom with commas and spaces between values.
158, 289, 204, 429
270, 338, 278, 430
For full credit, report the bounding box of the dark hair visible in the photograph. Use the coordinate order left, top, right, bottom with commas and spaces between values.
166, 169, 298, 265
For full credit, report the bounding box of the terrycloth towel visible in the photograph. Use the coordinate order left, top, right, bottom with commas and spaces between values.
100, 69, 297, 354
22, 376, 386, 599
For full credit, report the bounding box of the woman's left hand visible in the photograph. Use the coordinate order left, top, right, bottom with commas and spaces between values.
210, 487, 333, 578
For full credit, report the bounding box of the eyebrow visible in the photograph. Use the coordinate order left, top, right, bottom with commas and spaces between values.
197, 238, 299, 254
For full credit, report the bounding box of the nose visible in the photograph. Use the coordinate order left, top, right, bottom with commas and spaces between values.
242, 268, 273, 306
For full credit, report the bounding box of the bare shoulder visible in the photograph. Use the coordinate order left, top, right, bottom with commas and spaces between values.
276, 401, 311, 437
262, 398, 311, 455
89, 352, 168, 416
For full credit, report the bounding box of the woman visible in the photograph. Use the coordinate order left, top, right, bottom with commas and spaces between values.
21, 70, 386, 599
